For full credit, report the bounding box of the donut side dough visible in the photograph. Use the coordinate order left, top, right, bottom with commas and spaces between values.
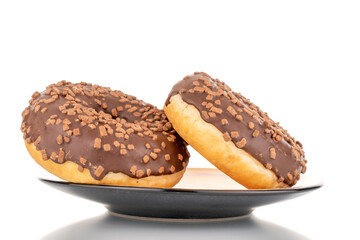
164, 94, 288, 189
26, 142, 185, 188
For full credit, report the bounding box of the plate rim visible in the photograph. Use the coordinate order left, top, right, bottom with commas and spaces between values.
39, 177, 323, 194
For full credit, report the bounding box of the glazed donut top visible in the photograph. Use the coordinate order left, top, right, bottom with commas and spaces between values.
21, 81, 189, 180
166, 72, 306, 186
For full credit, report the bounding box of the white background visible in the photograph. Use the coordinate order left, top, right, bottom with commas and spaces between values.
1, 1, 359, 239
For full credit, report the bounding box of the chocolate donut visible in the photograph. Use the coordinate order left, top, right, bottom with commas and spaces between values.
164, 72, 306, 189
21, 81, 189, 187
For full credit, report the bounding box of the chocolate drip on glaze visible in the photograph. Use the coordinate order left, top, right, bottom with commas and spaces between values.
165, 73, 306, 186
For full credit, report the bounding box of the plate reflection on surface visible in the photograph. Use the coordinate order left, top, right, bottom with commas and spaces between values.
42, 213, 309, 240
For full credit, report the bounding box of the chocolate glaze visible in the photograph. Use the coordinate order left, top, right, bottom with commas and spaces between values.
165, 73, 306, 186
21, 81, 189, 180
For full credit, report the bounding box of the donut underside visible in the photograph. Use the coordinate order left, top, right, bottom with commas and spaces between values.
26, 142, 185, 188
164, 94, 289, 189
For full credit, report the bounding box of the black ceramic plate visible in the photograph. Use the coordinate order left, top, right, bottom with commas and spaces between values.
40, 168, 322, 219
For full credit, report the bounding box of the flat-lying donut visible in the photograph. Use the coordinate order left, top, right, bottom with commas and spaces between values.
164, 72, 306, 189
21, 81, 189, 187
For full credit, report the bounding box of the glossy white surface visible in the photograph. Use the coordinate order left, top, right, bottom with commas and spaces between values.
1, 0, 359, 239
42, 213, 310, 240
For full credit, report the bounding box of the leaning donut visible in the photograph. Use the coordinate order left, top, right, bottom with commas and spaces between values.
21, 81, 189, 188
164, 72, 306, 189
